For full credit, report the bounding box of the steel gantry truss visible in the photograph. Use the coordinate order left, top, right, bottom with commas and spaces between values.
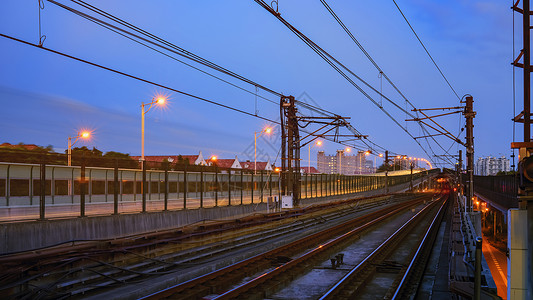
280, 95, 368, 206
406, 96, 475, 211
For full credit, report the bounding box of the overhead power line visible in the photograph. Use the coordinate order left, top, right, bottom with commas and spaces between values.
0, 33, 277, 124
0, 33, 387, 154
391, 0, 461, 100
40, 0, 398, 155
253, 0, 454, 166
318, 0, 458, 164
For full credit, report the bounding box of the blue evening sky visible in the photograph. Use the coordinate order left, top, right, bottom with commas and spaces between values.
0, 1, 518, 168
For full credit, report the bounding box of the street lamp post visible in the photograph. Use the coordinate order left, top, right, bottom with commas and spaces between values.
67, 130, 90, 196
254, 127, 272, 175
141, 96, 166, 161
67, 131, 90, 166
308, 140, 322, 173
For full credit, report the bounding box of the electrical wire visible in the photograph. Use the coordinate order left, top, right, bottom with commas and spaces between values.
0, 33, 392, 155
47, 0, 395, 156
319, 0, 457, 165
253, 0, 454, 166
391, 0, 461, 100
0, 33, 278, 124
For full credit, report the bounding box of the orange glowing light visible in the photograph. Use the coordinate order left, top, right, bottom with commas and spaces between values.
156, 96, 166, 105
365, 151, 370, 156
265, 127, 272, 134
316, 140, 322, 146
80, 131, 90, 139
274, 167, 280, 172
379, 153, 383, 157
210, 156, 218, 161
345, 148, 351, 152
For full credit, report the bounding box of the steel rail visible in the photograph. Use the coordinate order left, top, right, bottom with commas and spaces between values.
319, 193, 446, 299
391, 193, 449, 299
140, 195, 429, 300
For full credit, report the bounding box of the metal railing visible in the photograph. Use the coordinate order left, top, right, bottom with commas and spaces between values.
0, 161, 437, 221
473, 174, 518, 209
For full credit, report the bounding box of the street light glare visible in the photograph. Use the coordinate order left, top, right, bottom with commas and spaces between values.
316, 140, 322, 146
345, 148, 351, 152
265, 127, 272, 134
211, 155, 218, 161
80, 131, 90, 139
156, 97, 166, 105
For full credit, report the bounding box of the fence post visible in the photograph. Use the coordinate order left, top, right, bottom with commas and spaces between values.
260, 170, 264, 203
215, 167, 219, 207
228, 169, 232, 206
251, 170, 254, 204
184, 168, 187, 209
269, 171, 273, 196
200, 170, 204, 208
241, 169, 244, 205
80, 158, 86, 217
39, 161, 46, 220
142, 160, 147, 213
164, 165, 168, 211
113, 159, 118, 215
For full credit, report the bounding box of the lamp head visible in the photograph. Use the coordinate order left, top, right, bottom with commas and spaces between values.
156, 97, 166, 105
80, 131, 90, 139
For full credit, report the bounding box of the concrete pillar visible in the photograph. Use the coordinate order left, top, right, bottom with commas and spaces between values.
508, 209, 529, 299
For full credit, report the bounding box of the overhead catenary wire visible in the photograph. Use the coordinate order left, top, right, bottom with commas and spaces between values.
253, 0, 454, 166
391, 0, 461, 100
0, 33, 278, 124
318, 0, 458, 164
0, 33, 386, 156
48, 0, 394, 156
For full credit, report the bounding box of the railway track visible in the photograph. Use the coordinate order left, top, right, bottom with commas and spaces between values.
320, 191, 449, 299
1, 194, 417, 299
140, 193, 436, 300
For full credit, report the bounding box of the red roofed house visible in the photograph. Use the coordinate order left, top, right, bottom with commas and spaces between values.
213, 156, 242, 170
241, 160, 273, 172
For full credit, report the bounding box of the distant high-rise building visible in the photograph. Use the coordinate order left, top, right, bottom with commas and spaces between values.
317, 150, 372, 175
475, 156, 510, 176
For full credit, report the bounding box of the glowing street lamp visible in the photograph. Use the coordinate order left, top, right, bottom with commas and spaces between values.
308, 140, 322, 173
68, 130, 91, 166
141, 96, 166, 161
255, 127, 272, 174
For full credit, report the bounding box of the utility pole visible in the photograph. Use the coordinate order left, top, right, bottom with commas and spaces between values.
280, 95, 301, 206
511, 1, 533, 298
464, 96, 475, 212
